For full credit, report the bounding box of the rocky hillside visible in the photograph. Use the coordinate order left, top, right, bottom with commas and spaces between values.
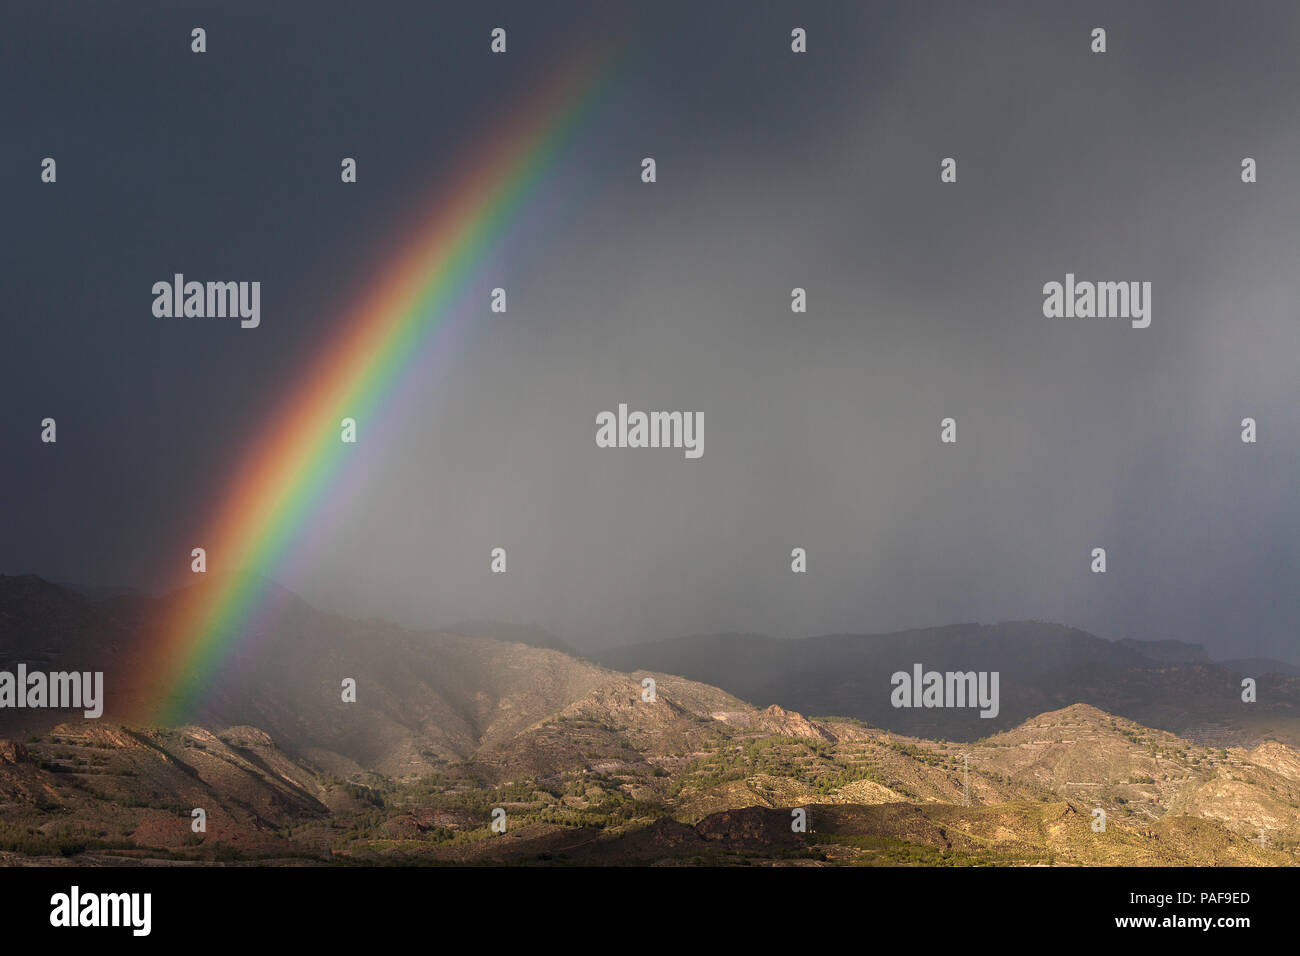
3, 697, 1298, 865
971, 703, 1300, 847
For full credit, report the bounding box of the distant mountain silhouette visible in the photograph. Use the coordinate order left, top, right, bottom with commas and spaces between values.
1219, 658, 1300, 678
594, 623, 1300, 746
56, 582, 149, 602
1114, 637, 1208, 663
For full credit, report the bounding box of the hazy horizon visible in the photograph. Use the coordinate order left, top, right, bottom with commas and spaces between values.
5, 568, 1293, 668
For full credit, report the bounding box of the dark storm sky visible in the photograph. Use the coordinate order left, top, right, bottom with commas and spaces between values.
3, 1, 1298, 660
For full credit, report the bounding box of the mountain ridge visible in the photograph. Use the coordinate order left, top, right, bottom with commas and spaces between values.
4, 574, 1299, 865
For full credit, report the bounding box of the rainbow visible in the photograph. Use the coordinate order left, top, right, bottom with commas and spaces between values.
137, 44, 618, 726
